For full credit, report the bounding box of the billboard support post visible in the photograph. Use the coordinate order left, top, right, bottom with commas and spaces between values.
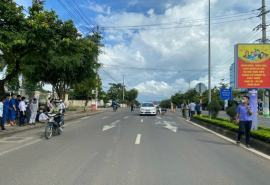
248, 89, 258, 130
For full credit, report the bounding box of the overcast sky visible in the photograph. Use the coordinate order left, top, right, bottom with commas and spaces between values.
14, 0, 267, 102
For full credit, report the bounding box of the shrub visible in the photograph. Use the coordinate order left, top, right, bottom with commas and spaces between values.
226, 104, 237, 121
207, 99, 222, 119
258, 111, 263, 115
193, 115, 270, 143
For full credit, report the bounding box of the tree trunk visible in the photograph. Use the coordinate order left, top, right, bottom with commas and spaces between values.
84, 98, 89, 112
0, 80, 6, 97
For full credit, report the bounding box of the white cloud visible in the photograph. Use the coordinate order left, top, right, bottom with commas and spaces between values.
128, 0, 138, 6
84, 1, 111, 15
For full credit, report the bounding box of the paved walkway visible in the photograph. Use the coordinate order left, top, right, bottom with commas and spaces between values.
0, 108, 109, 137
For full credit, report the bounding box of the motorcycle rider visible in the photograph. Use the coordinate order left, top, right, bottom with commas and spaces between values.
48, 100, 63, 132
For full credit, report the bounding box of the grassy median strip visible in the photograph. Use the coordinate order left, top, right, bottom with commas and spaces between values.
194, 115, 270, 143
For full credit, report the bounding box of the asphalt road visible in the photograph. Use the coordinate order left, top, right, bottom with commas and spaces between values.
202, 110, 270, 127
0, 109, 270, 185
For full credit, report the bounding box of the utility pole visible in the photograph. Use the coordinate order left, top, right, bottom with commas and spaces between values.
123, 75, 125, 100
95, 26, 99, 111
188, 79, 190, 90
208, 0, 211, 118
262, 0, 269, 117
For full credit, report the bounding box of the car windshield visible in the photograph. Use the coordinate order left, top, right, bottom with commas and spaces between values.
141, 103, 154, 107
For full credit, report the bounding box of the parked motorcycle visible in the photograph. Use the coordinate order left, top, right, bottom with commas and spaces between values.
45, 113, 64, 139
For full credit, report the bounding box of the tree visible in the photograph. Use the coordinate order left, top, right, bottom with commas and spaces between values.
159, 99, 171, 108
72, 75, 97, 111
125, 88, 138, 102
207, 99, 222, 119
1, 1, 77, 96
226, 104, 237, 121
107, 83, 124, 100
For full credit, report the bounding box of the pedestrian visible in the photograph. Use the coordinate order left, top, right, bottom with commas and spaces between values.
0, 97, 6, 131
182, 100, 187, 118
181, 102, 185, 117
4, 94, 11, 126
39, 110, 49, 123
235, 95, 254, 148
189, 100, 196, 118
29, 98, 38, 125
26, 100, 32, 124
49, 100, 54, 111
187, 102, 191, 117
9, 93, 17, 126
18, 97, 26, 126
60, 100, 66, 113
196, 102, 201, 115
15, 95, 21, 123
131, 101, 134, 112
47, 97, 51, 112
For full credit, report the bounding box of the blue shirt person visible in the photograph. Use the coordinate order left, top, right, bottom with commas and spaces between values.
235, 96, 254, 148
3, 94, 11, 124
9, 94, 17, 123
195, 102, 201, 115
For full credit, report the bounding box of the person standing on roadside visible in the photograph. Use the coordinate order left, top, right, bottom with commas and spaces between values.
196, 102, 201, 115
235, 95, 254, 148
60, 100, 66, 113
4, 94, 11, 126
15, 95, 21, 123
26, 100, 32, 124
47, 98, 51, 112
181, 102, 185, 117
187, 102, 191, 117
9, 93, 17, 126
189, 100, 196, 119
0, 97, 6, 131
131, 101, 134, 112
183, 100, 187, 118
29, 98, 38, 125
18, 97, 27, 127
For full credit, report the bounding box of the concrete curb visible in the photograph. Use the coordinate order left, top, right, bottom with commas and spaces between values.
191, 118, 270, 156
0, 110, 105, 137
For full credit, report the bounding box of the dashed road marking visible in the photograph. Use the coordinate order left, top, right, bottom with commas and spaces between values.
135, 134, 141, 144
141, 119, 143, 122
80, 117, 90, 120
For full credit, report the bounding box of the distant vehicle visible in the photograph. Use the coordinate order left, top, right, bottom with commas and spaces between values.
140, 102, 157, 116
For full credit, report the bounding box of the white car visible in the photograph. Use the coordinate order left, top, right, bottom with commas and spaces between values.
140, 102, 157, 116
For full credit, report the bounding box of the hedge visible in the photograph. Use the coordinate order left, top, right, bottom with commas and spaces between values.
202, 115, 270, 131
193, 115, 270, 143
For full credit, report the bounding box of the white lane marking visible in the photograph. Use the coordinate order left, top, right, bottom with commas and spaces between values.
123, 116, 129, 119
164, 121, 178, 133
141, 119, 143, 122
156, 116, 162, 120
102, 117, 108, 119
80, 117, 90, 120
135, 134, 141, 144
65, 121, 80, 126
102, 120, 120, 131
0, 139, 42, 156
186, 120, 270, 160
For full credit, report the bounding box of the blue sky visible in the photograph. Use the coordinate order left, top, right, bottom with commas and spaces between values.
15, 0, 265, 102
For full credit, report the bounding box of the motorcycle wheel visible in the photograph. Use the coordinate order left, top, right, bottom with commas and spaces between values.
45, 126, 53, 139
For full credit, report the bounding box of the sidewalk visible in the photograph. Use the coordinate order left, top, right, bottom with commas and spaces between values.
0, 108, 108, 137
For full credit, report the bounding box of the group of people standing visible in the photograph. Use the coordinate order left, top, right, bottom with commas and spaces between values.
0, 95, 66, 132
47, 98, 66, 113
180, 100, 201, 119
0, 93, 28, 130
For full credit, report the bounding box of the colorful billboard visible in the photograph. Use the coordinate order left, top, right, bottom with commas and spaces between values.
235, 44, 270, 89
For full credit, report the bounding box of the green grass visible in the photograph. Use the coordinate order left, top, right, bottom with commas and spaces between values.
194, 115, 270, 143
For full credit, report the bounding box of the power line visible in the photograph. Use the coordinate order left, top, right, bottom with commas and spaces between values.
103, 17, 256, 31
104, 12, 256, 29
